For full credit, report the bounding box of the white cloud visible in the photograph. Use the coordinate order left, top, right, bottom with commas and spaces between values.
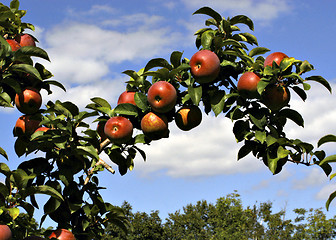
292, 168, 328, 190
42, 21, 182, 85
316, 183, 336, 202
181, 0, 292, 21
134, 114, 263, 178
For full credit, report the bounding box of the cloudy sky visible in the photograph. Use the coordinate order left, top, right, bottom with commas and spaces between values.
1, 0, 336, 227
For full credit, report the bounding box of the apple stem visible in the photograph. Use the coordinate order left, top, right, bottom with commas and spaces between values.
84, 158, 115, 185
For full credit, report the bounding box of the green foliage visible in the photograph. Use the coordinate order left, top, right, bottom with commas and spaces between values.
102, 193, 336, 240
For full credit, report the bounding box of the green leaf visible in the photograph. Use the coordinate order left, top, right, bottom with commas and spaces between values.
230, 15, 254, 31
326, 190, 336, 211
10, 0, 19, 10
14, 46, 50, 61
278, 109, 304, 127
0, 92, 13, 108
144, 58, 172, 72
201, 30, 214, 49
76, 145, 99, 161
43, 80, 66, 92
122, 70, 140, 81
90, 97, 111, 109
257, 78, 270, 95
319, 154, 336, 166
21, 185, 64, 201
292, 86, 307, 101
255, 131, 266, 144
114, 103, 138, 117
210, 90, 225, 116
0, 162, 10, 176
193, 7, 222, 25
9, 63, 42, 80
318, 134, 336, 147
188, 85, 202, 106
248, 47, 270, 57
170, 51, 183, 68
134, 92, 149, 111
306, 76, 332, 93
237, 141, 255, 160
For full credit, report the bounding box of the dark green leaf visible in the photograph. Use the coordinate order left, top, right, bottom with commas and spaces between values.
43, 80, 66, 92
292, 86, 307, 101
9, 63, 42, 80
122, 70, 140, 80
193, 7, 222, 25
306, 76, 332, 93
230, 15, 254, 31
144, 58, 172, 72
201, 30, 214, 49
14, 46, 50, 61
318, 134, 336, 147
319, 154, 336, 166
0, 147, 8, 160
90, 97, 111, 109
237, 141, 255, 160
210, 91, 225, 116
20, 185, 64, 201
326, 190, 336, 211
249, 47, 270, 57
170, 51, 183, 68
278, 109, 304, 127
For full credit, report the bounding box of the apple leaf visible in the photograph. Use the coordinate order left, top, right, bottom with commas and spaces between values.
193, 7, 222, 26
170, 51, 183, 68
134, 92, 150, 111
7, 207, 20, 220
326, 190, 336, 211
90, 97, 111, 109
144, 58, 172, 72
210, 90, 225, 116
237, 141, 255, 160
201, 30, 215, 49
122, 70, 140, 81
20, 185, 64, 202
319, 154, 336, 166
114, 103, 138, 117
278, 109, 304, 127
248, 47, 270, 57
292, 86, 307, 101
9, 63, 42, 80
318, 134, 336, 147
14, 46, 50, 61
230, 15, 254, 31
306, 75, 332, 93
188, 85, 202, 106
43, 80, 66, 92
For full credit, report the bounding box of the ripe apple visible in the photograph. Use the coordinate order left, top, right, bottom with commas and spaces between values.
0, 225, 12, 240
19, 34, 36, 47
117, 91, 136, 106
189, 49, 221, 84
237, 72, 261, 98
175, 105, 202, 131
264, 52, 288, 67
14, 115, 40, 136
15, 87, 42, 114
141, 112, 169, 140
147, 81, 177, 113
262, 85, 290, 111
104, 116, 133, 144
48, 229, 75, 240
6, 39, 21, 51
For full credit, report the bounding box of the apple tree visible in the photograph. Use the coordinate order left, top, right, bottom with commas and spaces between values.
0, 1, 335, 239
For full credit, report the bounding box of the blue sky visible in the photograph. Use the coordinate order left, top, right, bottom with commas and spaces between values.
1, 0, 336, 228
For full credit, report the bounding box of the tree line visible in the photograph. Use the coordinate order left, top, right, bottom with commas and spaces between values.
102, 192, 336, 240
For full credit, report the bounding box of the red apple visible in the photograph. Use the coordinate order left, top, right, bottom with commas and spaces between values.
190, 49, 221, 84
104, 116, 133, 144
264, 52, 288, 67
237, 72, 261, 98
147, 81, 177, 113
49, 229, 75, 240
117, 91, 136, 106
19, 34, 36, 47
141, 112, 169, 140
262, 85, 290, 111
15, 87, 42, 114
6, 39, 21, 51
175, 105, 202, 131
14, 115, 40, 136
0, 225, 12, 240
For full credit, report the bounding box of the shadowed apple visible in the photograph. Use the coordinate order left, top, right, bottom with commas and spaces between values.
141, 112, 169, 140
175, 105, 202, 131
15, 87, 42, 114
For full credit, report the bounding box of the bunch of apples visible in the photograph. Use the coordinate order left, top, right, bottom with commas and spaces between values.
237, 52, 291, 111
